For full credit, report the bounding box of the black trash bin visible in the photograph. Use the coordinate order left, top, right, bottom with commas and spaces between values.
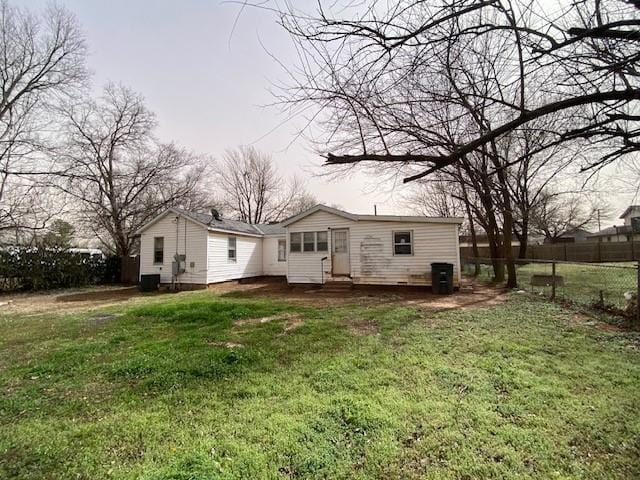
431, 263, 454, 294
139, 274, 161, 292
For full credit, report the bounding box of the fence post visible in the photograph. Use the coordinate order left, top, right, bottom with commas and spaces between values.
551, 261, 556, 300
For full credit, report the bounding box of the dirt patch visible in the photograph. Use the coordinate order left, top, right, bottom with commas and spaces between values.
345, 319, 380, 336
219, 278, 509, 311
0, 285, 169, 316
233, 312, 305, 336
207, 340, 244, 349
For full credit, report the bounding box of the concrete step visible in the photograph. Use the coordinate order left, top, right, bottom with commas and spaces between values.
322, 279, 353, 291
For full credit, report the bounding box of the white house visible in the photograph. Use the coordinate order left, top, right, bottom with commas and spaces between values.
137, 205, 463, 288
587, 205, 640, 243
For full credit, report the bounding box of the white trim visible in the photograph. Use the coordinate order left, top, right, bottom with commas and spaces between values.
135, 208, 208, 235
280, 204, 357, 226
357, 215, 464, 224
207, 227, 263, 238
392, 230, 413, 256
281, 204, 464, 227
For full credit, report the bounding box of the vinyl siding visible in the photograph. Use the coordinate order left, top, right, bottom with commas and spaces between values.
207, 232, 263, 283
350, 221, 461, 286
286, 210, 354, 283
286, 210, 461, 285
262, 236, 287, 276
139, 212, 208, 284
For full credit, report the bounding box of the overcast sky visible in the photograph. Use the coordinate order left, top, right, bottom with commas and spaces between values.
24, 0, 637, 222
24, 0, 403, 214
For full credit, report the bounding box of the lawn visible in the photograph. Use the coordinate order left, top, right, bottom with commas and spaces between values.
1, 289, 640, 479
467, 261, 638, 311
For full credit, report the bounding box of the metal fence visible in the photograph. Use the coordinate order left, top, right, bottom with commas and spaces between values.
463, 258, 640, 322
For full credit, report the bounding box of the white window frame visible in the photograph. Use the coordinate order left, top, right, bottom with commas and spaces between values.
277, 238, 287, 262
393, 230, 413, 256
290, 232, 301, 252
303, 232, 315, 252
153, 237, 164, 264
228, 236, 237, 262
316, 231, 328, 252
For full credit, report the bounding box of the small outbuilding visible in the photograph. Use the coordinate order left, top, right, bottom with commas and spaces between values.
136, 204, 463, 289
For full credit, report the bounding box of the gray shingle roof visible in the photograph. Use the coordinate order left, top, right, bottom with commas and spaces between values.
255, 223, 286, 235
173, 208, 284, 236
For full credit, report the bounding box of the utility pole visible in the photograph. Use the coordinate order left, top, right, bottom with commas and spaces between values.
597, 209, 601, 231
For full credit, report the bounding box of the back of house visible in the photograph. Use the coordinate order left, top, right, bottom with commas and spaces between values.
136, 205, 463, 289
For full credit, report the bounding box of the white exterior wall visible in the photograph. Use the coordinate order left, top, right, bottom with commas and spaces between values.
139, 213, 208, 284
287, 210, 354, 283
207, 232, 263, 283
262, 236, 287, 276
286, 210, 461, 286
350, 221, 461, 286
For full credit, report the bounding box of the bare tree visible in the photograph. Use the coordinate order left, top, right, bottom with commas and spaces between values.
58, 83, 206, 256
218, 146, 313, 223
530, 191, 602, 242
0, 0, 86, 237
271, 0, 639, 178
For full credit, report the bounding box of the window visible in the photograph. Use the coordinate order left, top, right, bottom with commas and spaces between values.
228, 236, 237, 262
333, 230, 348, 253
153, 237, 164, 264
290, 232, 301, 252
303, 232, 315, 252
278, 239, 286, 262
393, 231, 413, 255
317, 231, 328, 252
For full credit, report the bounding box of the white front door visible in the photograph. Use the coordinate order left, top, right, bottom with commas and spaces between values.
331, 229, 350, 276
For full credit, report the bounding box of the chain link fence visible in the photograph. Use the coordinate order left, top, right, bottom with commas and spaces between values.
463, 258, 640, 322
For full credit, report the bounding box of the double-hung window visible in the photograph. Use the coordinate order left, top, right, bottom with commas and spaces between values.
393, 231, 413, 255
228, 236, 237, 262
153, 237, 164, 264
303, 232, 315, 252
316, 231, 328, 252
290, 233, 301, 252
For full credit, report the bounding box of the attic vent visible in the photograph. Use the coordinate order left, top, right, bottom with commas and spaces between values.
210, 208, 222, 221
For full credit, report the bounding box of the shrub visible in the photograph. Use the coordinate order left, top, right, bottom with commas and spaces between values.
0, 246, 112, 292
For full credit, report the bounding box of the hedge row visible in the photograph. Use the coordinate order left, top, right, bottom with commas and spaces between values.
0, 247, 121, 292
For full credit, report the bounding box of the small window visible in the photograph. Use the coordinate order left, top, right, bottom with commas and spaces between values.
317, 231, 328, 252
153, 237, 164, 264
303, 232, 315, 252
278, 239, 286, 262
290, 232, 301, 252
393, 231, 413, 255
228, 236, 237, 262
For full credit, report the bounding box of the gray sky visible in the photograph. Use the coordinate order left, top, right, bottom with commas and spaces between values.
25, 0, 400, 214
24, 0, 637, 223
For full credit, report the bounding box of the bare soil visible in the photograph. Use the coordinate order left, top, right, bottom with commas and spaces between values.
0, 278, 509, 317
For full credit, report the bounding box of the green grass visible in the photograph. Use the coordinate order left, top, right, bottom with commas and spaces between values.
466, 261, 638, 310
1, 291, 640, 479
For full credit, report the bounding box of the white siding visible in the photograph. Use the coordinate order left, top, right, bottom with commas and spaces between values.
207, 232, 263, 283
262, 236, 287, 276
287, 210, 354, 283
286, 211, 461, 286
139, 213, 208, 284
350, 221, 461, 286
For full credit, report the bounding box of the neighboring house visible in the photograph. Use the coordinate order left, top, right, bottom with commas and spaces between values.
587, 205, 640, 243
137, 205, 463, 288
543, 227, 591, 244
